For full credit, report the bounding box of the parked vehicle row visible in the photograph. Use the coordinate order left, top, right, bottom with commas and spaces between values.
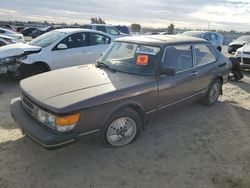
9, 35, 232, 149
0, 27, 24, 42
0, 35, 16, 46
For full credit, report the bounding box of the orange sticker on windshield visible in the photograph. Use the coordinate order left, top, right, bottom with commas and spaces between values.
136, 55, 149, 65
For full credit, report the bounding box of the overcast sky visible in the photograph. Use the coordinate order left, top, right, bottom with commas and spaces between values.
0, 0, 250, 31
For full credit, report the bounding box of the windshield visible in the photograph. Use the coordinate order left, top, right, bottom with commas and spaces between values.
29, 31, 66, 48
236, 36, 250, 41
182, 31, 202, 38
98, 42, 161, 76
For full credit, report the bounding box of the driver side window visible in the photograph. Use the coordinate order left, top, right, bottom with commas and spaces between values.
60, 33, 87, 49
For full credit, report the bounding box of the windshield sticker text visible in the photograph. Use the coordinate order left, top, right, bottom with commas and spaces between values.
136, 46, 160, 55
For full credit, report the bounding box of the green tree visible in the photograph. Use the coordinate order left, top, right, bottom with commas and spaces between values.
168, 23, 175, 34
90, 17, 106, 24
131, 23, 141, 33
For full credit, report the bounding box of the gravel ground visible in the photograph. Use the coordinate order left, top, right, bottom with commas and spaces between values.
0, 48, 250, 188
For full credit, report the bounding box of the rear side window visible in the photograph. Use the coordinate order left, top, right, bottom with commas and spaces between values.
194, 44, 216, 66
89, 33, 110, 45
163, 45, 193, 72
96, 26, 107, 33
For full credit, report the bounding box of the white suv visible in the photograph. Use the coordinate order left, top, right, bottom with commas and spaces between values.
82, 24, 127, 37
0, 28, 114, 78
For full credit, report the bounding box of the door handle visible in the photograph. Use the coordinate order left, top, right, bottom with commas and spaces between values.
190, 71, 198, 76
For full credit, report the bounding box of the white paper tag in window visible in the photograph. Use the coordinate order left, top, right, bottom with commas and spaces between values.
136, 46, 160, 55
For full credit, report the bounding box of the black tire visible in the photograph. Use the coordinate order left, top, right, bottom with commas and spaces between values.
99, 108, 142, 147
201, 79, 222, 106
217, 47, 222, 52
20, 64, 48, 80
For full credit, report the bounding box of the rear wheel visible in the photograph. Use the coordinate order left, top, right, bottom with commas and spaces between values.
100, 108, 142, 147
201, 79, 222, 106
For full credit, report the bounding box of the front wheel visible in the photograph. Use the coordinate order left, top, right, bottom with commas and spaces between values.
201, 79, 222, 106
100, 108, 142, 147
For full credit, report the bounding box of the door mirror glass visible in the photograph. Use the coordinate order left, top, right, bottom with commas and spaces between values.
161, 67, 176, 76
57, 43, 67, 50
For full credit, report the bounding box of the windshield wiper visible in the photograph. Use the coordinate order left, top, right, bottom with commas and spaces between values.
96, 61, 116, 72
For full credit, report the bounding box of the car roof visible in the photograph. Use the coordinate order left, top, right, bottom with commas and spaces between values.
53, 28, 112, 36
115, 35, 207, 47
86, 24, 113, 27
0, 27, 16, 33
184, 30, 221, 36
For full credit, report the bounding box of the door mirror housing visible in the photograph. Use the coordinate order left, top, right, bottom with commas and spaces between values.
161, 67, 176, 76
57, 43, 67, 50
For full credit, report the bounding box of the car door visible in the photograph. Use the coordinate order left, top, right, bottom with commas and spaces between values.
192, 43, 218, 91
52, 32, 91, 69
86, 32, 111, 63
158, 44, 200, 109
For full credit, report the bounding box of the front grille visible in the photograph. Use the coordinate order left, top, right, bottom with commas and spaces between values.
243, 58, 250, 64
22, 95, 36, 116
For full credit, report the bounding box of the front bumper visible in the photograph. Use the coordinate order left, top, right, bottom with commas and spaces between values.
10, 97, 80, 149
236, 57, 250, 69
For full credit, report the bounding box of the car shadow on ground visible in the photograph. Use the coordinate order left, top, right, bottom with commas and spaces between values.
0, 100, 250, 187
230, 71, 250, 93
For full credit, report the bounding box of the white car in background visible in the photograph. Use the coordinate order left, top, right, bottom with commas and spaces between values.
0, 35, 16, 46
0, 27, 24, 43
0, 28, 114, 78
82, 24, 127, 37
234, 42, 250, 70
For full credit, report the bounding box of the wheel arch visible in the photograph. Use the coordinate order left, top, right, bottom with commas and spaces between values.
32, 61, 51, 71
103, 101, 145, 127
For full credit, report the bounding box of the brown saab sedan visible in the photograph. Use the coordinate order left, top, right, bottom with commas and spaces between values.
10, 35, 232, 149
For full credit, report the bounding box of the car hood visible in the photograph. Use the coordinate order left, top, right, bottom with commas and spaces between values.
21, 64, 154, 113
0, 43, 41, 59
242, 45, 250, 52
229, 40, 247, 46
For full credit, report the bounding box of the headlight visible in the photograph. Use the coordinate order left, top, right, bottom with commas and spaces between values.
55, 114, 80, 132
34, 107, 56, 129
235, 50, 242, 56
34, 107, 80, 132
0, 56, 16, 64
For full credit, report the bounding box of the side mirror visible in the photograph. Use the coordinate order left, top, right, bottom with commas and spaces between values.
161, 67, 176, 76
57, 43, 67, 50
